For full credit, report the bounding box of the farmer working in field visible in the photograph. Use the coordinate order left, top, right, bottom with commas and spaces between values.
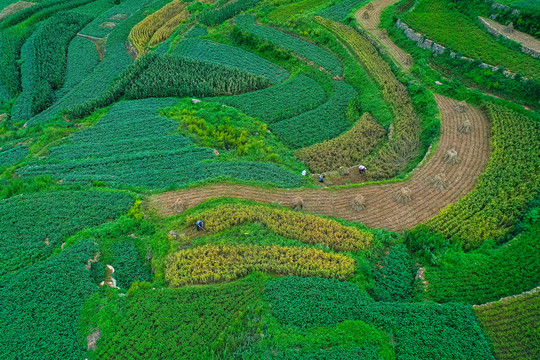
358, 165, 366, 175
196, 220, 205, 232
319, 175, 324, 183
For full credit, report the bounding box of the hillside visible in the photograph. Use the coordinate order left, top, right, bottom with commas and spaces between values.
0, 0, 538, 358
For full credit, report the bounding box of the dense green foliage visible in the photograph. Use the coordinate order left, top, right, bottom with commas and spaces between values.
372, 244, 416, 302
0, 190, 132, 277
235, 14, 343, 76
426, 103, 540, 247
0, 239, 98, 360
422, 221, 540, 304
22, 98, 303, 189
82, 274, 266, 360
173, 38, 288, 84
210, 75, 327, 124
266, 276, 494, 359
318, 0, 367, 22
271, 80, 357, 149
28, 4, 143, 125
403, 0, 540, 79
235, 320, 396, 359
111, 240, 151, 289
475, 290, 540, 360
198, 0, 264, 27
12, 12, 91, 121
0, 144, 27, 167
55, 36, 100, 100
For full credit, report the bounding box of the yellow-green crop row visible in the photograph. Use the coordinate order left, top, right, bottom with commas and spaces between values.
165, 244, 355, 286
315, 17, 421, 180
129, 0, 190, 55
186, 203, 373, 252
295, 112, 386, 173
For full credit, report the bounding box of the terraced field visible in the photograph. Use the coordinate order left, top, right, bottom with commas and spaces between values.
0, 0, 538, 358
149, 95, 491, 231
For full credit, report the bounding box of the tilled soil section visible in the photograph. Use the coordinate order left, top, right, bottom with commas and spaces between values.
148, 95, 491, 232
355, 0, 412, 71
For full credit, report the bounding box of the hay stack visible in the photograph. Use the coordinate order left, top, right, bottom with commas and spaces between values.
405, 54, 413, 66
444, 149, 459, 164
394, 187, 412, 205
504, 22, 514, 33
172, 198, 185, 213
432, 173, 446, 190
291, 196, 304, 210
362, 11, 370, 19
454, 100, 467, 113
350, 196, 366, 212
366, 3, 374, 10
380, 29, 388, 39
458, 119, 471, 134
339, 166, 350, 176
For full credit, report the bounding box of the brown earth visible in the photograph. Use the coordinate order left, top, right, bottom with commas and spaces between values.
147, 95, 491, 232
480, 16, 540, 55
355, 0, 412, 71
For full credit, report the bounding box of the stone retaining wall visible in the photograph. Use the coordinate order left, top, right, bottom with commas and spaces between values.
478, 17, 540, 59
395, 19, 517, 78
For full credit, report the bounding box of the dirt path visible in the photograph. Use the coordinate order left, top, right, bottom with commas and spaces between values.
355, 0, 412, 71
148, 95, 491, 232
479, 17, 540, 56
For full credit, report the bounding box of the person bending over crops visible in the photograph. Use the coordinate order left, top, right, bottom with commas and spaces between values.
358, 165, 366, 175
196, 220, 205, 231
319, 175, 325, 183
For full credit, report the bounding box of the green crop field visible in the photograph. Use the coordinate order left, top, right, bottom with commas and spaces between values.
0, 0, 538, 358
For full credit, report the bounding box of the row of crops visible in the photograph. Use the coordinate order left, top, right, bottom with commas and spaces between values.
172, 38, 289, 84
11, 12, 91, 122
402, 0, 540, 79
317, 17, 421, 180
265, 276, 494, 359
186, 202, 373, 251
129, 0, 189, 55
426, 103, 540, 247
20, 98, 303, 189
165, 243, 355, 286
83, 274, 265, 359
0, 190, 133, 277
0, 144, 27, 168
27, 4, 143, 125
270, 80, 358, 149
0, 239, 99, 360
235, 14, 343, 76
295, 112, 385, 172
210, 75, 327, 123
475, 290, 540, 360
64, 53, 271, 119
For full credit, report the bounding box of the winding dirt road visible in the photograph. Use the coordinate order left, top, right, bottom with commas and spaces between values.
356, 0, 412, 71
